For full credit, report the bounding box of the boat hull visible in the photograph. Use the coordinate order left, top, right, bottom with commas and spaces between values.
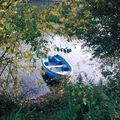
42, 55, 73, 82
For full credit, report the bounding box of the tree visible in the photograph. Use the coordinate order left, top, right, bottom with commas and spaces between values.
0, 0, 48, 95
57, 0, 120, 58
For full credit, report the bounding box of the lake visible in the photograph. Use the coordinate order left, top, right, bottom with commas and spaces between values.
2, 35, 104, 98
42, 35, 104, 84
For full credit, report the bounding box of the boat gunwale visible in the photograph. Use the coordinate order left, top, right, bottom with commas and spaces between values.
42, 55, 73, 76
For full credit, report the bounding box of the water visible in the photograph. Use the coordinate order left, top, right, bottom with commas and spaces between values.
19, 35, 104, 84
0, 35, 104, 98
46, 35, 104, 84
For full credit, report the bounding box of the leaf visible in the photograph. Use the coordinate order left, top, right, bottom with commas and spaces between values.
83, 97, 87, 105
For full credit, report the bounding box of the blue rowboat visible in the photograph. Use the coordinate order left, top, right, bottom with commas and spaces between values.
42, 54, 73, 82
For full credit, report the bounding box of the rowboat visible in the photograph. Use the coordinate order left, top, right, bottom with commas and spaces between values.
41, 54, 73, 82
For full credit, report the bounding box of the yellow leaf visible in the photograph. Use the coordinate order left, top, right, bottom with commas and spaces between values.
2, 2, 8, 6
0, 27, 4, 32
0, 10, 7, 13
8, 48, 12, 54
40, 69, 45, 75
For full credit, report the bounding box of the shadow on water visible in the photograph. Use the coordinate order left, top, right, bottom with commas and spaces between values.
42, 74, 60, 86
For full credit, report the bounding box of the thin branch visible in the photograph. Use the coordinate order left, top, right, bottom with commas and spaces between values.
0, 47, 10, 61
5, 57, 13, 88
0, 62, 9, 77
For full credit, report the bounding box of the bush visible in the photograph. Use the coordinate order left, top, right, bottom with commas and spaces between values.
0, 73, 120, 120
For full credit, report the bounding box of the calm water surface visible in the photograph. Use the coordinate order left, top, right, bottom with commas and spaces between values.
1, 35, 104, 98
46, 35, 104, 84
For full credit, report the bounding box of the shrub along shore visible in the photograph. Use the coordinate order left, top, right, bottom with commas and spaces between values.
0, 75, 120, 120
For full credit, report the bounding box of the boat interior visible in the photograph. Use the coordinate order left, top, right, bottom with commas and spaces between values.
44, 56, 69, 73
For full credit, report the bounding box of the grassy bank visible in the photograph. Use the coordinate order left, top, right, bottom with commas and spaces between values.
1, 74, 120, 120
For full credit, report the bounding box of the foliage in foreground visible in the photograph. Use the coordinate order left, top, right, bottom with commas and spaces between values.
58, 0, 120, 58
0, 73, 120, 120
0, 0, 53, 96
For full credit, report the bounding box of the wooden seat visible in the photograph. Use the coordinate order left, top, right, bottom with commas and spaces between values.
47, 65, 65, 68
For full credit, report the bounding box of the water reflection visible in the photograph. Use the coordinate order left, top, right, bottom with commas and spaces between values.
47, 35, 103, 84
17, 35, 104, 98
